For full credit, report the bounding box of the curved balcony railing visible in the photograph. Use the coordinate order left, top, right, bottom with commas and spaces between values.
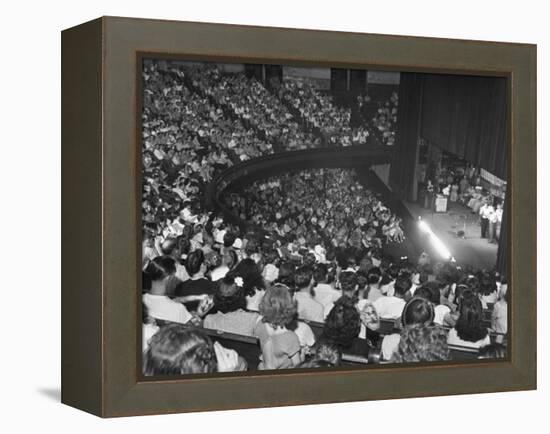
204, 144, 394, 230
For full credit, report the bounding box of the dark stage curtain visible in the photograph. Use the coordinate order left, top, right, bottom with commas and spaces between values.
389, 72, 424, 200
420, 74, 507, 180
244, 64, 263, 82
265, 65, 282, 86
496, 191, 509, 277
331, 68, 348, 91
350, 69, 366, 91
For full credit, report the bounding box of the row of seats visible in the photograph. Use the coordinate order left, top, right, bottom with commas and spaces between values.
153, 314, 505, 369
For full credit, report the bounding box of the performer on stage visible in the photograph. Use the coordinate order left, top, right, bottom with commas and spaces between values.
479, 200, 491, 238
493, 202, 503, 242
425, 180, 435, 210
450, 183, 459, 202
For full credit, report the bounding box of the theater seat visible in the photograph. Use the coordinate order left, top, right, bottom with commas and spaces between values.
448, 344, 480, 360
201, 328, 262, 370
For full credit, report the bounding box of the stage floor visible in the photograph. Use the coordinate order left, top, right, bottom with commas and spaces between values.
403, 200, 498, 270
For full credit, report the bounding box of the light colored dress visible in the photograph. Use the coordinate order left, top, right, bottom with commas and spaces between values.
253, 322, 301, 370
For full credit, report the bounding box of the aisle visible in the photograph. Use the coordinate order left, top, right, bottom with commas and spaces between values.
354, 168, 422, 263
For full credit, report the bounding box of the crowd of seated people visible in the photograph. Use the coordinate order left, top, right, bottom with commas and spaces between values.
141, 61, 506, 377
142, 61, 276, 236
369, 91, 398, 146
226, 169, 405, 249
142, 201, 508, 375
273, 78, 374, 147
185, 65, 322, 151
142, 60, 400, 239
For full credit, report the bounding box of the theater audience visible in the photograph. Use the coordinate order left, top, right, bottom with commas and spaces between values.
140, 59, 508, 376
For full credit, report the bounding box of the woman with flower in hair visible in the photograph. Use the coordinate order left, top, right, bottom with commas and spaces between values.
203, 275, 260, 336
230, 258, 266, 311
390, 324, 450, 363
253, 284, 302, 370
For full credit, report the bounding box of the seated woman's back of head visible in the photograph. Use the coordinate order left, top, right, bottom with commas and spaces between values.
143, 324, 216, 376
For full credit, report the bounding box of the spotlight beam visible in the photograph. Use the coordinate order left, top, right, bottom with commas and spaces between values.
418, 218, 453, 261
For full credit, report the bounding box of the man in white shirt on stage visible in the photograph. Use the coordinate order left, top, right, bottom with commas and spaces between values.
479, 200, 492, 239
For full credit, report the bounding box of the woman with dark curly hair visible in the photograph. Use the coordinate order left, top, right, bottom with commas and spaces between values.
321, 296, 361, 351
229, 258, 266, 311
447, 293, 491, 349
143, 323, 245, 375
390, 324, 450, 363
253, 284, 302, 370
203, 276, 260, 336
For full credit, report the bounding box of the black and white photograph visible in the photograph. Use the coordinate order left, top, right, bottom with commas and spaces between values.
140, 58, 509, 376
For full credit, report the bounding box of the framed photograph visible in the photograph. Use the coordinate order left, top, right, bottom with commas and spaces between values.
61, 16, 536, 417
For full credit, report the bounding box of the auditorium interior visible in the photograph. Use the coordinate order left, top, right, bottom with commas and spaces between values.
141, 58, 509, 374
202, 62, 508, 274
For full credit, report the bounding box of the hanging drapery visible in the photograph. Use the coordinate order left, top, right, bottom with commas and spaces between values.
496, 190, 509, 277
420, 73, 507, 180
389, 72, 424, 200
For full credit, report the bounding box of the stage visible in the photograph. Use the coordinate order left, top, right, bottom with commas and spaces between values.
354, 168, 498, 270
402, 200, 498, 270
